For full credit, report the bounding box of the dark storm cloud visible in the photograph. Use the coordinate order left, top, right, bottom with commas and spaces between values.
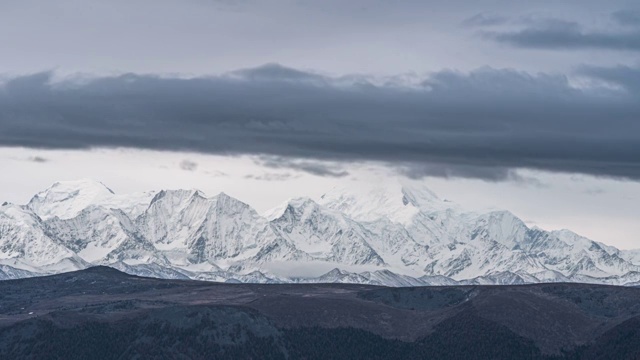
28, 156, 48, 163
612, 10, 640, 27
461, 13, 508, 27
399, 163, 519, 182
1, 64, 639, 181
397, 162, 548, 187
481, 11, 640, 51
256, 156, 349, 178
244, 173, 296, 181
231, 63, 327, 83
485, 23, 640, 51
579, 65, 640, 93
179, 159, 198, 171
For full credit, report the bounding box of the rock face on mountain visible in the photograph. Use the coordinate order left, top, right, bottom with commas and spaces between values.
0, 178, 638, 285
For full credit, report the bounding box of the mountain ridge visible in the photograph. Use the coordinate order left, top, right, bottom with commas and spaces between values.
0, 179, 638, 286
3, 266, 640, 359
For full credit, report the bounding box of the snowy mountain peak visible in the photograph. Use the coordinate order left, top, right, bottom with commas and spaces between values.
262, 199, 291, 221
264, 197, 325, 221
213, 191, 251, 209
268, 197, 349, 225
148, 189, 205, 207
318, 177, 445, 224
0, 203, 41, 226
27, 179, 116, 220
398, 178, 440, 207
2, 178, 639, 286
43, 179, 114, 197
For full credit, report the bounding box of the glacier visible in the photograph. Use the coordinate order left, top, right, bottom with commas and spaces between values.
0, 178, 638, 286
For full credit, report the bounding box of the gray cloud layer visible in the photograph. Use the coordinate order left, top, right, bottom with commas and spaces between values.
1, 64, 639, 181
480, 11, 640, 51
612, 10, 640, 27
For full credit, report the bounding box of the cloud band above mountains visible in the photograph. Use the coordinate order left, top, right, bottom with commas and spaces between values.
1, 64, 639, 181
477, 10, 640, 51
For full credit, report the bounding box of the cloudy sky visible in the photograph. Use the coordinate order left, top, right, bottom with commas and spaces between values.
1, 0, 639, 248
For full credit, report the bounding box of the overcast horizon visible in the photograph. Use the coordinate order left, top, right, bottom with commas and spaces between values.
1, 0, 639, 249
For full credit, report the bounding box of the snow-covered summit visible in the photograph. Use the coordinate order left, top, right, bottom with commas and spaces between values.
0, 178, 638, 286
318, 178, 448, 225
27, 179, 115, 220
27, 179, 156, 220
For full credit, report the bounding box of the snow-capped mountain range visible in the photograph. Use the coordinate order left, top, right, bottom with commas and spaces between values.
1, 179, 639, 286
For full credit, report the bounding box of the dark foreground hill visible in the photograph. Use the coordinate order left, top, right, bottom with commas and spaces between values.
1, 267, 640, 359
